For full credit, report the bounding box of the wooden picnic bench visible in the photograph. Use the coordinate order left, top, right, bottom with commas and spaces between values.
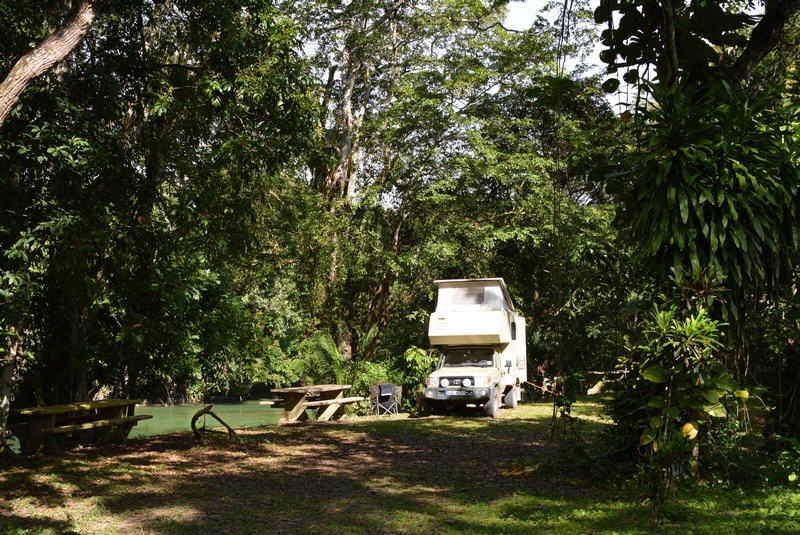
270, 384, 364, 423
10, 399, 152, 454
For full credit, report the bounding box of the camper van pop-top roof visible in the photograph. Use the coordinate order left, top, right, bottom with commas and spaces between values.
433, 278, 515, 313
429, 278, 517, 346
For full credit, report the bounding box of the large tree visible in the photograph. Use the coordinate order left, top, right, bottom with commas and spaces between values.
1, 0, 314, 446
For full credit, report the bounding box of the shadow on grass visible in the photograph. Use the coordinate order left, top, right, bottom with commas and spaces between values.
0, 514, 77, 535
2, 401, 796, 534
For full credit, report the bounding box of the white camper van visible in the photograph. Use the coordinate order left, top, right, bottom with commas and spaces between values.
422, 278, 527, 418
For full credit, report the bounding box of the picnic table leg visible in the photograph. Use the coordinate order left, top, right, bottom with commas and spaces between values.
280, 393, 309, 423
118, 404, 138, 439
97, 404, 131, 441
25, 415, 55, 454
316, 390, 345, 422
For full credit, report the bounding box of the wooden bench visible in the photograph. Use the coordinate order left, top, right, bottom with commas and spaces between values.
305, 395, 364, 421
303, 396, 364, 408
13, 399, 140, 416
10, 399, 150, 454
42, 414, 152, 434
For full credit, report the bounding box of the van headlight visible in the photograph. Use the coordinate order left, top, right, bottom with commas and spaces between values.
440, 378, 450, 387
462, 378, 472, 387
427, 376, 439, 387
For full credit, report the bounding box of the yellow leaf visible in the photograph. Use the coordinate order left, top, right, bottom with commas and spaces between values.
681, 421, 699, 440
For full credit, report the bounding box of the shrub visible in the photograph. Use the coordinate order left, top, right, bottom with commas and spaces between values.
392, 346, 436, 412
611, 301, 742, 523
350, 360, 395, 401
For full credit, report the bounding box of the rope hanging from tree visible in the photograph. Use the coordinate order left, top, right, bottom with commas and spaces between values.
548, 0, 574, 438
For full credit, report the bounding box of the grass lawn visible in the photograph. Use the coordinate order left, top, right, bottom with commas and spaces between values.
1, 398, 798, 534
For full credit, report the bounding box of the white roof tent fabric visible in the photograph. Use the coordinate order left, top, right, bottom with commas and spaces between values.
433, 278, 515, 313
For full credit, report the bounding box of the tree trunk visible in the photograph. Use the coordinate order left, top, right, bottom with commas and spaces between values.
0, 0, 99, 129
0, 359, 11, 451
69, 305, 90, 401
330, 44, 360, 199
0, 330, 21, 452
660, 0, 679, 85
324, 35, 365, 327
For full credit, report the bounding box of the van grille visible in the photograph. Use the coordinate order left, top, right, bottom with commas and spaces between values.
443, 377, 470, 386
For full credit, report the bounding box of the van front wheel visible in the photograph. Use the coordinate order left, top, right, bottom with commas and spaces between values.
504, 386, 519, 409
483, 389, 500, 418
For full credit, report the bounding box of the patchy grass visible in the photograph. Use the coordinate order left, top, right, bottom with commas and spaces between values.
1, 398, 798, 534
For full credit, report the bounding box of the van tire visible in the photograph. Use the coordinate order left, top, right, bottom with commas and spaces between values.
483, 389, 500, 418
504, 386, 519, 409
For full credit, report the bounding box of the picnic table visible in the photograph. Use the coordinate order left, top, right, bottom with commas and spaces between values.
10, 399, 152, 454
271, 384, 364, 423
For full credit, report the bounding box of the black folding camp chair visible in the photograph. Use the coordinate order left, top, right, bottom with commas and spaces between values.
371, 383, 400, 416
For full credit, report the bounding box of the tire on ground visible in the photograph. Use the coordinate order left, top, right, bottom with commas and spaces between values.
483, 388, 500, 418
504, 386, 519, 408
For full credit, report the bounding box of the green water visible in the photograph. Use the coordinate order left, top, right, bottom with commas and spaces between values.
130, 401, 282, 438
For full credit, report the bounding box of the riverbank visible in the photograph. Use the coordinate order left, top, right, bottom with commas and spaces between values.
2, 400, 798, 534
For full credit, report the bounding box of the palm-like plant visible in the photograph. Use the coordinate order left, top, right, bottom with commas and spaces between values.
292, 331, 347, 385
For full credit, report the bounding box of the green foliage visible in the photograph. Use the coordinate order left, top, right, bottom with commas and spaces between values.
1, 0, 315, 403
698, 424, 800, 489
391, 346, 437, 411
612, 80, 800, 295
611, 286, 744, 521
773, 436, 800, 487
275, 0, 634, 379
594, 2, 800, 504
291, 331, 348, 386
350, 360, 395, 411
739, 273, 800, 439
595, 0, 754, 86
0, 0, 646, 422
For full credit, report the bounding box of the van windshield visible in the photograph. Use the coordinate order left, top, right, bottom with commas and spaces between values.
442, 348, 494, 367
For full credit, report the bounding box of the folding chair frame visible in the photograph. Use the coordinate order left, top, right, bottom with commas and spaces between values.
371, 383, 400, 416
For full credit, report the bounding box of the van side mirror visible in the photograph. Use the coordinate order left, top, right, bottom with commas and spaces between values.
505, 359, 512, 369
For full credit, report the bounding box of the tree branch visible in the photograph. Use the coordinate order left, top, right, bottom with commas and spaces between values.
320, 64, 338, 127
0, 0, 100, 129
449, 18, 526, 34
732, 0, 800, 83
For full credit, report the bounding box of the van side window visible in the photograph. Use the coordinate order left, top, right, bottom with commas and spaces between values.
511, 321, 517, 340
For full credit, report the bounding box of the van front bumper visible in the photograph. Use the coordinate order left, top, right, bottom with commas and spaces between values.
424, 387, 493, 402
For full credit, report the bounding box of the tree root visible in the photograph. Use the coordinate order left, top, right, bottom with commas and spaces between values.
191, 404, 237, 440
